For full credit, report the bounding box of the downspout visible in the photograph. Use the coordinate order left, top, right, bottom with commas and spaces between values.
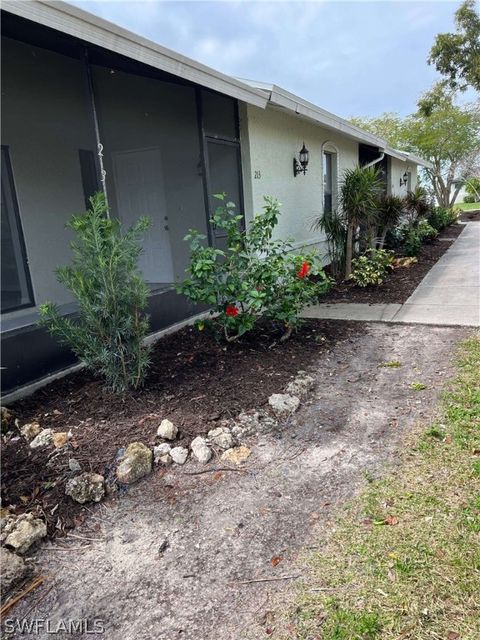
364, 151, 385, 168
84, 47, 109, 214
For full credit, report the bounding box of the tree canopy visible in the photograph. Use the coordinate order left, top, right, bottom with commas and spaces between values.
350, 97, 480, 207
429, 0, 480, 92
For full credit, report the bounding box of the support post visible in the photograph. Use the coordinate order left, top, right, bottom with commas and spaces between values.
83, 47, 109, 214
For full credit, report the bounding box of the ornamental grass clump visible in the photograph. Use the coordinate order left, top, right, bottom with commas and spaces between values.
39, 193, 152, 393
179, 194, 331, 342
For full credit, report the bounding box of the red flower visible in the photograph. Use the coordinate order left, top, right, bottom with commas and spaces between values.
297, 261, 310, 279
225, 304, 239, 317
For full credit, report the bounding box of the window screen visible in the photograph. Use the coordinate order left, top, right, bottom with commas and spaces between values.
1, 146, 34, 313
206, 140, 242, 241
202, 90, 237, 140
323, 151, 333, 214
79, 149, 100, 209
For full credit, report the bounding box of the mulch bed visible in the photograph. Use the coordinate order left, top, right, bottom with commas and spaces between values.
1, 319, 363, 539
321, 223, 464, 305
460, 209, 480, 222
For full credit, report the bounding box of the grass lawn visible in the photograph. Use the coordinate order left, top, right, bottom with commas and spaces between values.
455, 201, 480, 211
284, 335, 480, 640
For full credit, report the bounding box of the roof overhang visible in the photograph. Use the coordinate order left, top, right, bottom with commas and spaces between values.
241, 80, 433, 169
2, 0, 268, 108
384, 147, 433, 170
241, 81, 388, 147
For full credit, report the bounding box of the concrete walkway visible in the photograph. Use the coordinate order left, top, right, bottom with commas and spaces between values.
303, 223, 480, 327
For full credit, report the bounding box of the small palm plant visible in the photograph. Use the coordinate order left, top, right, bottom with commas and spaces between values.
39, 193, 152, 393
377, 194, 405, 248
340, 166, 383, 278
404, 185, 431, 223
314, 209, 347, 280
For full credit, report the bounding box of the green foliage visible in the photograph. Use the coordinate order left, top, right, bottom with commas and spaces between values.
400, 227, 422, 257
377, 194, 404, 248
465, 176, 480, 198
314, 208, 347, 280
410, 381, 427, 391
464, 193, 477, 203
349, 100, 480, 209
403, 186, 432, 223
340, 166, 384, 277
429, 0, 480, 92
178, 194, 331, 342
39, 193, 152, 393
378, 360, 402, 368
427, 206, 458, 230
416, 219, 438, 243
350, 249, 394, 288
349, 112, 406, 149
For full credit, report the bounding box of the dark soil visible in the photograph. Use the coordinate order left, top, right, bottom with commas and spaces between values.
460, 209, 480, 222
1, 320, 362, 539
322, 223, 464, 304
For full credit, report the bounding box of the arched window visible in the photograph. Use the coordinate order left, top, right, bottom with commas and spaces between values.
322, 142, 339, 214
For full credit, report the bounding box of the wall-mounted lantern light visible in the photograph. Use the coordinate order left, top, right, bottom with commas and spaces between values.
293, 142, 309, 177
400, 171, 409, 187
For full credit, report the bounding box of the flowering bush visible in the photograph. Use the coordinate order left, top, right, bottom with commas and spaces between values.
178, 195, 331, 342
350, 248, 394, 287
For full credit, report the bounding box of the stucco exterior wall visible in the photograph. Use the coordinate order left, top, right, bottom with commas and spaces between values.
389, 157, 418, 197
240, 104, 359, 258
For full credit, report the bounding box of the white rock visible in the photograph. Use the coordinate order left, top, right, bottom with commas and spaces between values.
237, 411, 278, 434
170, 446, 188, 465
20, 421, 41, 440
68, 458, 81, 473
158, 454, 172, 466
268, 393, 300, 417
157, 419, 178, 441
116, 442, 153, 484
221, 446, 251, 465
1, 547, 29, 596
4, 514, 47, 554
29, 428, 53, 449
154, 443, 172, 463
207, 427, 234, 450
286, 373, 315, 397
190, 436, 212, 464
65, 472, 105, 504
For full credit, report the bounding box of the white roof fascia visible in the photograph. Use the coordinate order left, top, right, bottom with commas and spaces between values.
2, 0, 268, 109
242, 80, 433, 169
240, 81, 387, 147
271, 85, 387, 147
384, 147, 433, 170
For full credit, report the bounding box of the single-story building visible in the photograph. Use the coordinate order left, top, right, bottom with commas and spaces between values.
1, 0, 432, 396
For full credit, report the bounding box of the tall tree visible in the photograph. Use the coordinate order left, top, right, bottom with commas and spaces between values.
350, 96, 480, 208
429, 0, 480, 92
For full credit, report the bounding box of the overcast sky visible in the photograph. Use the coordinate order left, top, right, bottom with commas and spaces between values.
70, 0, 460, 118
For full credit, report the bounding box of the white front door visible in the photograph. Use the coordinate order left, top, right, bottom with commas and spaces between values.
112, 147, 174, 284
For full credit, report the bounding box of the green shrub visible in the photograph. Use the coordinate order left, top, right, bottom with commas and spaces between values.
416, 219, 438, 242
428, 206, 458, 230
179, 194, 331, 342
401, 227, 422, 256
464, 193, 476, 203
350, 248, 394, 287
39, 193, 152, 393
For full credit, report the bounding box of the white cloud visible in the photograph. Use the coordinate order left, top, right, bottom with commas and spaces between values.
69, 0, 460, 117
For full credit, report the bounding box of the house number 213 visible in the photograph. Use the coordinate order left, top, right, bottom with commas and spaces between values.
254, 170, 261, 179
